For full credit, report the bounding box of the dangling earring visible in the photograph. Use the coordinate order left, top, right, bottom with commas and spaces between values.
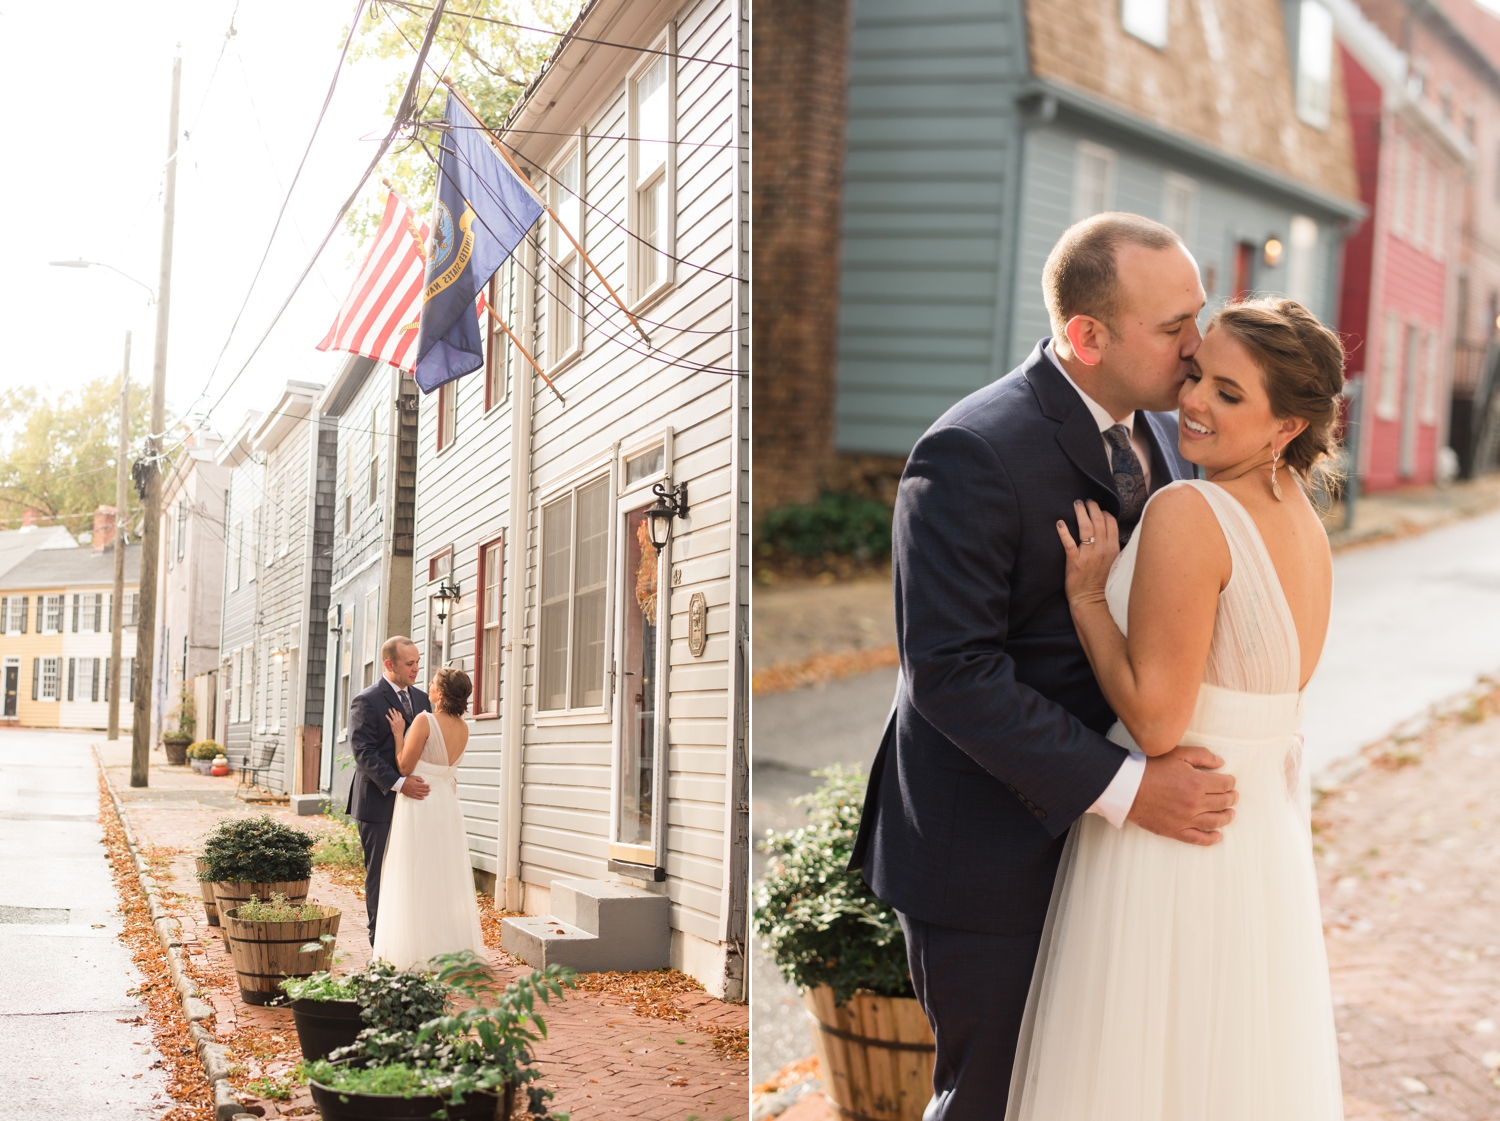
1270, 443, 1283, 502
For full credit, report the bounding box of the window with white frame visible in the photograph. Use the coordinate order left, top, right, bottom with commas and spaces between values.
364, 589, 379, 689
539, 475, 611, 711
1296, 0, 1333, 129
484, 268, 512, 410
1073, 141, 1117, 223
631, 47, 673, 300
478, 536, 503, 715
123, 592, 137, 627
550, 143, 585, 363
1377, 313, 1402, 420
368, 407, 380, 507
1121, 0, 1168, 48
41, 595, 62, 634
1287, 215, 1319, 306
1162, 173, 1197, 240
37, 657, 59, 701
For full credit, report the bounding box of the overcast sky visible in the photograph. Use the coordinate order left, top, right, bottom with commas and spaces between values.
0, 0, 409, 442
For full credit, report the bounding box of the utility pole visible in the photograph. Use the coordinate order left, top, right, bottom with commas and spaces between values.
108, 331, 131, 741
131, 55, 180, 788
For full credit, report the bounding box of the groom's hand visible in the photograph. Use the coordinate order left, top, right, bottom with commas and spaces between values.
1127, 745, 1237, 846
399, 775, 431, 800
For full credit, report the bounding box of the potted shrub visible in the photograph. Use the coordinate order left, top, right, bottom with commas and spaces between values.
188, 740, 220, 774
755, 766, 935, 1121
306, 952, 573, 1120
194, 856, 220, 926
200, 815, 315, 937
222, 893, 341, 1005
283, 965, 365, 1062
162, 688, 195, 764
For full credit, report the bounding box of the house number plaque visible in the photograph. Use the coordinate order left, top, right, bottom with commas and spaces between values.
688, 592, 707, 657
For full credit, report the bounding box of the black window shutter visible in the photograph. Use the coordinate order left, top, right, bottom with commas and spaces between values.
0, 597, 7, 632
71, 595, 78, 632
20, 597, 27, 634
31, 659, 38, 701
103, 658, 110, 703
94, 595, 102, 632
66, 659, 75, 702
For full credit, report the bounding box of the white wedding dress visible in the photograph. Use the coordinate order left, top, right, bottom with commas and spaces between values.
1006, 480, 1343, 1120
372, 712, 487, 970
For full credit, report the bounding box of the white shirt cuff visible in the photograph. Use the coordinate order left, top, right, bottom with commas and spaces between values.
1087, 750, 1146, 828
392, 776, 405, 794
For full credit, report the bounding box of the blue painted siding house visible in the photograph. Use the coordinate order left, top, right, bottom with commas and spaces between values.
834, 0, 1366, 458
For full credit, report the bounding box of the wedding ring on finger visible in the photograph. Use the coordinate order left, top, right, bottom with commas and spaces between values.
1081, 536, 1097, 545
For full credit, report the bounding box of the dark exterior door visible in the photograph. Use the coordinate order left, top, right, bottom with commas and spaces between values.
3, 664, 17, 717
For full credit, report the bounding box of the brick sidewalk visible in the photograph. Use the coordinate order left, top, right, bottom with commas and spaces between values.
759, 683, 1500, 1120
97, 743, 747, 1120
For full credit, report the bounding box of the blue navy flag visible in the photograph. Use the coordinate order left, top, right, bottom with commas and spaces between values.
414, 91, 545, 393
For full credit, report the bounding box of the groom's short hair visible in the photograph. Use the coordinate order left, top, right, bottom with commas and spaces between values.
381, 635, 416, 668
1043, 213, 1182, 335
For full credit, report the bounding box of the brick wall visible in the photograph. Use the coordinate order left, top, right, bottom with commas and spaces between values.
750, 0, 852, 522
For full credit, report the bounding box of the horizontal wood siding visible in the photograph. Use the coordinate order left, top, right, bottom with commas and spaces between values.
836, 0, 1025, 455
220, 459, 263, 770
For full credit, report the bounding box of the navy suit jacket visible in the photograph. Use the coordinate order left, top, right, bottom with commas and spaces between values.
850, 341, 1194, 935
347, 677, 434, 824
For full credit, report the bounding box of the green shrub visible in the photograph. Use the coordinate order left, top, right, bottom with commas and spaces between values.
188, 740, 222, 761
281, 969, 362, 1003
312, 807, 364, 872
754, 766, 912, 1004
199, 815, 315, 883
759, 492, 893, 561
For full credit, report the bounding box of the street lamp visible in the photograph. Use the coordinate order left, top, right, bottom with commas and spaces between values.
645, 481, 689, 553
49, 259, 157, 304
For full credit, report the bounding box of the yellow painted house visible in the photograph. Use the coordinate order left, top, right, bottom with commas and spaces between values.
0, 534, 139, 730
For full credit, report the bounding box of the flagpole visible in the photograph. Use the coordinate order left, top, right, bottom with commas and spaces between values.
485, 301, 564, 405
440, 78, 653, 350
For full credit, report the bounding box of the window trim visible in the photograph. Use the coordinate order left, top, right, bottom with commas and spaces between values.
483, 270, 512, 415
474, 533, 505, 719
626, 28, 677, 310
436, 380, 457, 454
548, 134, 587, 368
535, 461, 618, 723
1120, 0, 1168, 49
1294, 0, 1334, 131
1072, 140, 1118, 223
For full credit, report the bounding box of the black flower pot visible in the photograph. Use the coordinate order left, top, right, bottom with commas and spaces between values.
290, 997, 363, 1061
308, 1078, 511, 1121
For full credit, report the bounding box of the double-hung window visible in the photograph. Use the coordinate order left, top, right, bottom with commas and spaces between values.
630, 45, 673, 302
477, 536, 503, 715
1121, 0, 1168, 48
364, 589, 379, 689
1295, 0, 1333, 129
550, 143, 585, 364
41, 595, 62, 634
484, 268, 513, 411
368, 407, 381, 506
437, 381, 457, 453
35, 657, 59, 701
539, 476, 611, 711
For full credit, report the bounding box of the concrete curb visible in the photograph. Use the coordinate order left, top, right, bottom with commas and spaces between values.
93, 747, 243, 1121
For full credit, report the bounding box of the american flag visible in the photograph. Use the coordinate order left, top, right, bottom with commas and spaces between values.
318, 191, 430, 371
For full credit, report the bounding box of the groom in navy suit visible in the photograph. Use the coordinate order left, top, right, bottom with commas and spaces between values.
349, 635, 433, 944
851, 214, 1242, 1117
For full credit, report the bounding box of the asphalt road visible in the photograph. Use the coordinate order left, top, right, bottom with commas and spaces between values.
750, 507, 1500, 1086
0, 728, 168, 1118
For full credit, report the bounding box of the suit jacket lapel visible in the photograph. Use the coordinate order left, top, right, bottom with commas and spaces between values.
1025, 343, 1122, 516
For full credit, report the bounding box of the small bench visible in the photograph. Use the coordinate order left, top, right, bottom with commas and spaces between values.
237, 738, 279, 795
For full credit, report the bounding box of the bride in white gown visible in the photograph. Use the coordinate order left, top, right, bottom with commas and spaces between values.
372, 666, 487, 971
1007, 298, 1347, 1120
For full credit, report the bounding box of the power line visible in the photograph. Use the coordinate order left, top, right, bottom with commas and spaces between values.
379, 0, 746, 71
181, 0, 370, 426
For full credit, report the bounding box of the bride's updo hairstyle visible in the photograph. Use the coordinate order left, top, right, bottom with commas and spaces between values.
1205, 296, 1346, 485
430, 667, 472, 716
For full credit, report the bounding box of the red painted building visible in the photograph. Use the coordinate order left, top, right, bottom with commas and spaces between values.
1334, 0, 1473, 490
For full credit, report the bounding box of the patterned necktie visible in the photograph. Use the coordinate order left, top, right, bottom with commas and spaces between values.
1104, 424, 1147, 539
398, 688, 413, 720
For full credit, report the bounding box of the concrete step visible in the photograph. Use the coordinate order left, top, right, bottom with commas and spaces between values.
501, 878, 669, 973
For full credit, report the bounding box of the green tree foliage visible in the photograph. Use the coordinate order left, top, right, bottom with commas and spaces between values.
0, 376, 148, 535
344, 0, 583, 246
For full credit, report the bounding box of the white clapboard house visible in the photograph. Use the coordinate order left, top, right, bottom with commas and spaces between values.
405, 0, 747, 998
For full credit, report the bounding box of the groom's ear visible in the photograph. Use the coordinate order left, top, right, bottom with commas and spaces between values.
1063, 314, 1109, 366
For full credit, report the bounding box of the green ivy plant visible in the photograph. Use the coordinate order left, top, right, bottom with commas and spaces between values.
754, 766, 914, 1005
199, 815, 315, 884
758, 492, 893, 562
312, 952, 574, 1119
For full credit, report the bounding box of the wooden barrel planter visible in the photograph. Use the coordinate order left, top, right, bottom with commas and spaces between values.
290, 997, 364, 1061
222, 904, 340, 1005
194, 858, 219, 926
309, 1075, 512, 1121
211, 879, 311, 918
803, 986, 935, 1121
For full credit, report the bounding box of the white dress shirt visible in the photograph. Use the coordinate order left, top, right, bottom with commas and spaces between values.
384, 677, 414, 794
1042, 339, 1147, 828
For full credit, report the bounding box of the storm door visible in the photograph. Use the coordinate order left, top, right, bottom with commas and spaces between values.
3, 659, 17, 717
